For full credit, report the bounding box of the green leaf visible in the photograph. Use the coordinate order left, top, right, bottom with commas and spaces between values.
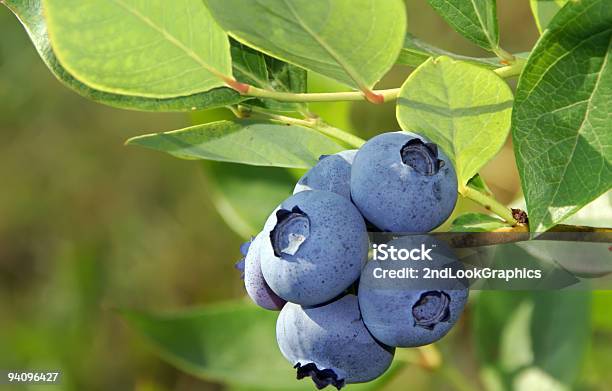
122, 302, 405, 390
205, 163, 294, 239
426, 0, 500, 52
231, 41, 308, 113
3, 0, 244, 112
474, 291, 590, 389
126, 120, 344, 168
42, 0, 232, 98
252, 56, 308, 112
6, 1, 305, 112
512, 0, 612, 232
450, 213, 509, 232
396, 56, 514, 187
592, 291, 612, 331
121, 302, 309, 390
204, 0, 406, 91
467, 174, 493, 196
563, 191, 612, 228
398, 33, 503, 69
230, 41, 270, 87
529, 0, 568, 34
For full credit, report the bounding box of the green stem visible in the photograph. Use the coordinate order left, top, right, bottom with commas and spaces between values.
461, 185, 518, 225
238, 85, 401, 103
226, 105, 247, 118
417, 344, 442, 369
494, 57, 527, 79
246, 108, 315, 128
240, 105, 366, 148
492, 46, 515, 62
233, 55, 523, 104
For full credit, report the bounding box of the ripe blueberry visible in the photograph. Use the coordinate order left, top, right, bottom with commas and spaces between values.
276, 294, 394, 389
293, 150, 357, 200
237, 234, 286, 310
260, 190, 368, 306
358, 236, 468, 347
350, 132, 457, 232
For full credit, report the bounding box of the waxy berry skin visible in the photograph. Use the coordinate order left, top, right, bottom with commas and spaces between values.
294, 150, 357, 200
350, 132, 457, 233
260, 190, 368, 306
241, 233, 286, 310
276, 294, 394, 389
358, 236, 468, 347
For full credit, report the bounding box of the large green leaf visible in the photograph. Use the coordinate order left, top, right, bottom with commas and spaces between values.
3, 0, 244, 112
426, 0, 499, 52
474, 291, 590, 390
5, 0, 308, 111
563, 191, 612, 228
42, 0, 232, 98
529, 0, 568, 34
205, 163, 294, 239
126, 120, 344, 168
396, 56, 513, 187
204, 0, 406, 91
121, 302, 307, 390
122, 302, 404, 390
512, 0, 612, 232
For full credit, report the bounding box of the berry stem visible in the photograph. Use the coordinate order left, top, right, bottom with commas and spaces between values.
229, 84, 401, 103
416, 344, 442, 370
461, 185, 518, 225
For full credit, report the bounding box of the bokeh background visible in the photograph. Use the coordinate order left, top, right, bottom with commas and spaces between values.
1, 1, 611, 390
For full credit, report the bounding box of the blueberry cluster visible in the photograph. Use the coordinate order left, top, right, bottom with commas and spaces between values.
235, 132, 468, 389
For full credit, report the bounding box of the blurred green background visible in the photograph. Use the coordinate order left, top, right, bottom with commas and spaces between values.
1, 1, 611, 390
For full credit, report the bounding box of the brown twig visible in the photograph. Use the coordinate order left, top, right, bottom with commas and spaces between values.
447, 224, 612, 248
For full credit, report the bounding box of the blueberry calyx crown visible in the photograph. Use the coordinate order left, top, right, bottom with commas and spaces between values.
412, 291, 451, 330
270, 206, 311, 257
240, 240, 252, 256
234, 237, 253, 280
400, 138, 445, 176
234, 258, 245, 280
295, 362, 345, 390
